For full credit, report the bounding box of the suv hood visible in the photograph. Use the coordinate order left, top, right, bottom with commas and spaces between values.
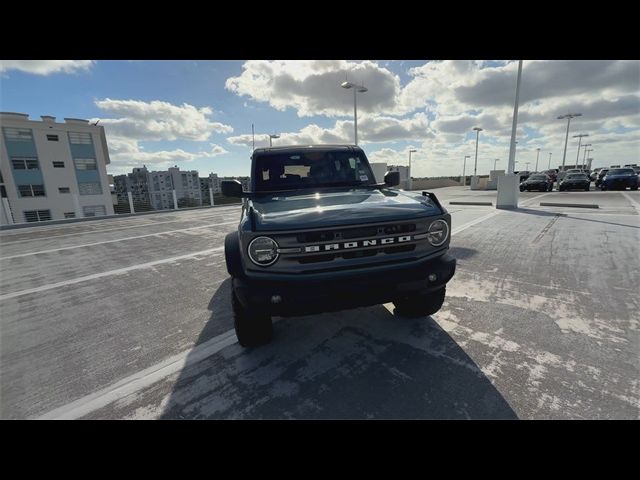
249, 188, 442, 231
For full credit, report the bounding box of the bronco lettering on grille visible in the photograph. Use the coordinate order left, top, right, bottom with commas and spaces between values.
303, 235, 412, 253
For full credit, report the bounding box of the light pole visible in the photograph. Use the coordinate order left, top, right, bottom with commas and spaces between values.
408, 149, 417, 190
525, 162, 530, 171
548, 152, 553, 169
583, 149, 593, 170
472, 127, 483, 177
581, 143, 592, 170
341, 81, 368, 145
269, 134, 280, 147
494, 159, 499, 171
496, 59, 523, 209
558, 113, 582, 176
535, 148, 541, 172
573, 133, 589, 169
462, 155, 470, 187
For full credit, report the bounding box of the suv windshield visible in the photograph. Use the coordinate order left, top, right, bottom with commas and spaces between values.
607, 168, 634, 175
253, 150, 376, 192
529, 175, 546, 180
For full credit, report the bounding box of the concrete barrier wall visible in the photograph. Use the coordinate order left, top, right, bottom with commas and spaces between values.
411, 178, 462, 190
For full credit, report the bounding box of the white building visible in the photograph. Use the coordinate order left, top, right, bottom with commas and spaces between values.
148, 166, 202, 210
0, 112, 115, 224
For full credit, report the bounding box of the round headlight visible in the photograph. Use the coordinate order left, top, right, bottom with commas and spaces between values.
248, 236, 279, 266
427, 219, 449, 247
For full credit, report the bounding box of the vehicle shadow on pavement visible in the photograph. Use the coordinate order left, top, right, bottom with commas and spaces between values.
158, 279, 517, 420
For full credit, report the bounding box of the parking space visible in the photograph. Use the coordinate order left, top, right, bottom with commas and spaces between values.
1, 188, 638, 419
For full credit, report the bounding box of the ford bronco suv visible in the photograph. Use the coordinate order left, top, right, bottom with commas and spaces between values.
222, 145, 456, 347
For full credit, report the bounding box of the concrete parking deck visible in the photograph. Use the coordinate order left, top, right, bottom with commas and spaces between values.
1, 187, 638, 419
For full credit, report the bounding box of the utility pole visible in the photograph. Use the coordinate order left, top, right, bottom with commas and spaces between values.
535, 148, 540, 172
557, 113, 582, 176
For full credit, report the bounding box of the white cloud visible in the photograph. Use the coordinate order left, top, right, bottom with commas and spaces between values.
227, 113, 432, 149
0, 60, 94, 75
94, 98, 233, 141
225, 60, 402, 117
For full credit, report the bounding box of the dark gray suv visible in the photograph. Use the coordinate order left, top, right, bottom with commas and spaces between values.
222, 145, 456, 347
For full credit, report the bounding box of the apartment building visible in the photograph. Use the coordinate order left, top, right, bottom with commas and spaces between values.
113, 166, 152, 206
0, 112, 115, 224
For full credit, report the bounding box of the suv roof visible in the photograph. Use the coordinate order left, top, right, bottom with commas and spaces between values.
252, 144, 361, 155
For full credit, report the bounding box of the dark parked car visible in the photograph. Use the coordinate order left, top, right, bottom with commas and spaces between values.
221, 144, 456, 347
520, 174, 553, 192
595, 169, 609, 188
559, 173, 591, 191
515, 170, 531, 181
600, 168, 639, 191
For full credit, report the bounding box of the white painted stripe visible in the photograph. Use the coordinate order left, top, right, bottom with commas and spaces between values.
621, 191, 640, 211
32, 193, 555, 420
0, 247, 224, 302
36, 329, 239, 420
0, 221, 236, 260
0, 212, 239, 244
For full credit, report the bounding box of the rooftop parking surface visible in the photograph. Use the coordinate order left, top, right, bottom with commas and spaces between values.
1, 187, 638, 419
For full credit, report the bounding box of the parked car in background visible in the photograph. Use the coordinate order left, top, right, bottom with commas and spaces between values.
520, 174, 553, 192
595, 169, 609, 188
600, 168, 639, 191
590, 167, 603, 181
515, 171, 531, 181
559, 173, 591, 191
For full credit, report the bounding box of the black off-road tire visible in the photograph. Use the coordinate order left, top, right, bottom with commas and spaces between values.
393, 287, 446, 318
232, 288, 272, 347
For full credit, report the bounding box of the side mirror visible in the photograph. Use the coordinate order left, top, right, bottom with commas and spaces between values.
384, 171, 400, 187
221, 180, 245, 198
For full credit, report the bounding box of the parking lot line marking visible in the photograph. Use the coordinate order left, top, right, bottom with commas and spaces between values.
36, 329, 238, 420
0, 212, 240, 244
621, 191, 640, 211
31, 200, 541, 420
0, 247, 224, 302
0, 222, 236, 260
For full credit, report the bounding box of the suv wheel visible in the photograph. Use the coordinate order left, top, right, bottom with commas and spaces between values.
393, 287, 446, 318
232, 288, 272, 347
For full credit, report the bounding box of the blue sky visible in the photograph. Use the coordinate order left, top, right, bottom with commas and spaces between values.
1, 60, 638, 177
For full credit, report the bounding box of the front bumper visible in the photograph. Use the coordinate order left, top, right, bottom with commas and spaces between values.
603, 179, 637, 189
233, 251, 456, 316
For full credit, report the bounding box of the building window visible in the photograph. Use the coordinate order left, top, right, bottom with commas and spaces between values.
73, 158, 97, 170
68, 132, 93, 145
24, 210, 51, 222
64, 212, 76, 219
83, 205, 106, 217
3, 127, 33, 142
78, 182, 102, 195
47, 134, 59, 141
58, 187, 71, 194
18, 184, 46, 197
53, 161, 65, 168
11, 157, 40, 170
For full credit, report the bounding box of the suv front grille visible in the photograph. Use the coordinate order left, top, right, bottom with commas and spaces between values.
295, 224, 415, 243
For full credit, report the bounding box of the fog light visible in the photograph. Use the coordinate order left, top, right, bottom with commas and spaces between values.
271, 295, 282, 304
428, 274, 437, 282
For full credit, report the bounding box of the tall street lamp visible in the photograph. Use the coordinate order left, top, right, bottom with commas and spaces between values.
341, 81, 368, 145
269, 134, 280, 147
558, 113, 582, 175
584, 149, 593, 170
548, 152, 553, 169
581, 143, 592, 169
496, 60, 523, 209
494, 158, 500, 171
573, 133, 589, 169
408, 149, 417, 190
462, 155, 470, 187
472, 127, 483, 177
535, 148, 541, 172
